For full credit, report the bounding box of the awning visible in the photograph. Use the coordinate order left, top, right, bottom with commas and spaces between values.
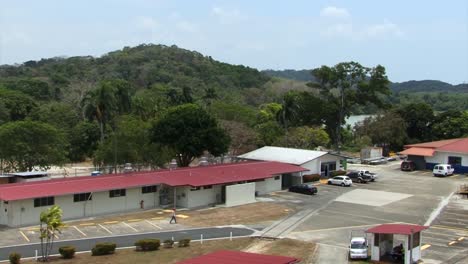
398, 147, 434, 157
367, 224, 428, 235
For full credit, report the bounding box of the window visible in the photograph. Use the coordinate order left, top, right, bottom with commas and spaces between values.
274, 176, 281, 180
73, 193, 92, 202
203, 185, 213, 189
448, 156, 462, 166
374, 234, 380, 246
142, 185, 157, 193
190, 187, 201, 191
109, 189, 126, 198
34, 196, 54, 207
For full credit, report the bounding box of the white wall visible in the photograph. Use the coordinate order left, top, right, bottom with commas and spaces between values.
225, 183, 256, 207
255, 176, 282, 195
426, 152, 468, 166
301, 160, 319, 174
186, 185, 220, 208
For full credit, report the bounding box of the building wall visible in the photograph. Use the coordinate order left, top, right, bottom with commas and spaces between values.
302, 160, 319, 174
0, 178, 9, 184
175, 186, 189, 208
255, 176, 282, 195
425, 152, 468, 173
5, 186, 160, 227
186, 185, 220, 208
225, 183, 256, 207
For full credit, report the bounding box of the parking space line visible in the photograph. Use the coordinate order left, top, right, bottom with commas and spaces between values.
448, 241, 457, 246
103, 221, 119, 224
19, 231, 30, 242
421, 244, 431, 250
457, 237, 464, 241
127, 219, 141, 222
152, 217, 164, 220
431, 225, 468, 232
72, 226, 87, 237
79, 223, 95, 226
145, 220, 162, 230
122, 222, 138, 232
98, 224, 113, 234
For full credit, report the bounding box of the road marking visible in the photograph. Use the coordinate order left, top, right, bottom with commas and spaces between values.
448, 241, 457, 246
177, 214, 189, 219
122, 222, 138, 232
79, 223, 95, 226
145, 220, 162, 230
98, 224, 112, 234
103, 221, 119, 224
323, 209, 402, 223
19, 231, 30, 242
152, 217, 164, 220
54, 233, 59, 240
72, 226, 87, 237
420, 244, 431, 250
25, 227, 40, 231
431, 225, 468, 232
127, 219, 141, 222
458, 237, 464, 241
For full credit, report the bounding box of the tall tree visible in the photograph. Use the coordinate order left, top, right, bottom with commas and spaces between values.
39, 205, 64, 262
309, 62, 390, 149
0, 121, 68, 172
396, 103, 434, 143
431, 110, 468, 139
150, 104, 230, 167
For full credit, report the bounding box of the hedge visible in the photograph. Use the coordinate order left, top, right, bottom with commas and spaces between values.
9, 252, 20, 264
163, 239, 174, 248
178, 238, 191, 247
303, 174, 320, 183
58, 246, 76, 259
91, 242, 116, 256
135, 239, 160, 251
330, 170, 346, 177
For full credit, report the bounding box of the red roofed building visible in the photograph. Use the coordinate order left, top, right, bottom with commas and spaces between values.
0, 161, 306, 227
176, 250, 300, 264
398, 137, 468, 173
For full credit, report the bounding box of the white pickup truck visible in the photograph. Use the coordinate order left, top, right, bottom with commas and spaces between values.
357, 169, 378, 182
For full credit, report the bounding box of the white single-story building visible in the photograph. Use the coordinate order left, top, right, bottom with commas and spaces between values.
0, 161, 305, 227
237, 146, 345, 184
398, 138, 468, 173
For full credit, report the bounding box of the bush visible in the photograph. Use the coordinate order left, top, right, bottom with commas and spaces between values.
330, 170, 346, 177
91, 242, 116, 256
135, 239, 160, 251
303, 174, 321, 183
163, 239, 174, 248
59, 246, 76, 259
178, 238, 191, 247
9, 252, 21, 264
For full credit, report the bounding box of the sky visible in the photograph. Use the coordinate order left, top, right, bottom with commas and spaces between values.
0, 0, 467, 84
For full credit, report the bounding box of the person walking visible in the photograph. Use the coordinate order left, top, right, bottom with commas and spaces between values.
169, 208, 177, 224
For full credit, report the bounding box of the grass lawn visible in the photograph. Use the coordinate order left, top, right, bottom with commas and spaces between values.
23, 238, 316, 264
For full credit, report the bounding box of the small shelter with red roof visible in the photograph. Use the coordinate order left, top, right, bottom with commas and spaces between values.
366, 223, 428, 264
398, 137, 468, 173
176, 250, 300, 264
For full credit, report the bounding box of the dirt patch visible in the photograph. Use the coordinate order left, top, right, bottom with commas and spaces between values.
244, 238, 317, 264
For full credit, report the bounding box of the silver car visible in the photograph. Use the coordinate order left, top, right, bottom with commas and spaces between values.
328, 176, 352, 187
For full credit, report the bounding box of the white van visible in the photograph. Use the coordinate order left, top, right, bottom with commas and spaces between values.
349, 237, 368, 259
433, 164, 454, 177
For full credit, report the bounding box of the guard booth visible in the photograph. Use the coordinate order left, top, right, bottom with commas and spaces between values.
366, 224, 428, 264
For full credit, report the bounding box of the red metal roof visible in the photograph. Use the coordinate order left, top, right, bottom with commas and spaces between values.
176, 250, 300, 264
0, 161, 306, 201
404, 138, 462, 148
436, 138, 468, 154
398, 147, 435, 157
366, 224, 428, 235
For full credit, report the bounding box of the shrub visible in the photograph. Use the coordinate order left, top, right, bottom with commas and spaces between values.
163, 239, 174, 248
91, 242, 116, 256
303, 174, 321, 183
58, 246, 76, 259
9, 252, 21, 264
178, 238, 191, 247
330, 170, 346, 177
135, 239, 160, 251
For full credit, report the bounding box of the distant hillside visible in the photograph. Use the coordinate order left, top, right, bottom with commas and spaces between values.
263, 69, 467, 93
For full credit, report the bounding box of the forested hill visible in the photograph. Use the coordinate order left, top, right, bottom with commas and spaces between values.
0, 44, 270, 101
263, 69, 468, 93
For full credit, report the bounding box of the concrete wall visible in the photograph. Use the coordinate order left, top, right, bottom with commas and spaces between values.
425, 151, 468, 173
186, 185, 221, 208
301, 160, 319, 175
255, 176, 282, 195
225, 183, 256, 207
4, 185, 160, 227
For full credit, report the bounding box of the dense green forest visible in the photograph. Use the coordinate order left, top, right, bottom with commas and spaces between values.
0, 44, 467, 172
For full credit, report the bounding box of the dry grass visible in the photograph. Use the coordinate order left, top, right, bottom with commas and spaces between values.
22, 238, 316, 264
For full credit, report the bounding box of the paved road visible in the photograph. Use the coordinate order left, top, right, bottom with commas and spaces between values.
0, 226, 254, 261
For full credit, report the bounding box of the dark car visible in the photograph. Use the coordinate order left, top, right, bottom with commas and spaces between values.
289, 184, 318, 195
401, 160, 416, 171
346, 171, 372, 183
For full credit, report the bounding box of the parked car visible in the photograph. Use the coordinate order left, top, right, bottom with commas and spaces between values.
433, 164, 454, 177
349, 236, 368, 260
401, 160, 416, 171
328, 176, 352, 187
289, 184, 318, 195
357, 169, 378, 182
346, 171, 372, 183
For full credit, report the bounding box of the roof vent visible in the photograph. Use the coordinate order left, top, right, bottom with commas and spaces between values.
169, 159, 178, 170
199, 156, 209, 166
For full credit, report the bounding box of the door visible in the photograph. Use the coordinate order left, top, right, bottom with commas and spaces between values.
221, 185, 226, 203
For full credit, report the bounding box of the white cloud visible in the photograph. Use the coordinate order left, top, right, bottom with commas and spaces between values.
363, 20, 404, 38
211, 6, 245, 24
320, 6, 350, 19
135, 16, 158, 30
